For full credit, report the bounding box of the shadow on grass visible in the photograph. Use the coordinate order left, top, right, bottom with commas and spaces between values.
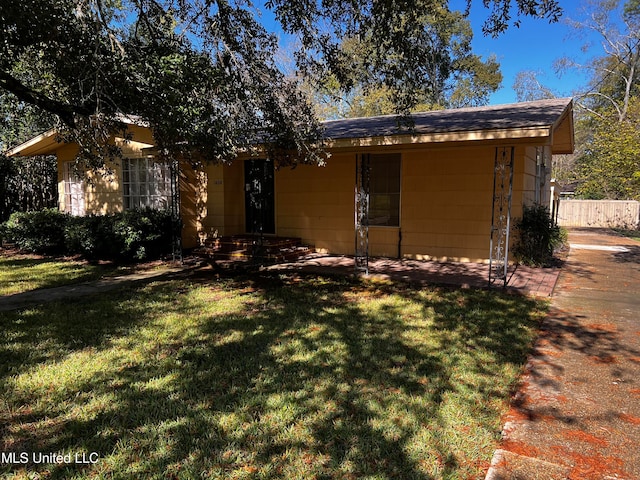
0, 272, 545, 479
0, 256, 115, 296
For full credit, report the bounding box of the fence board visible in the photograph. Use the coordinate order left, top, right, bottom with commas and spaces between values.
557, 200, 640, 228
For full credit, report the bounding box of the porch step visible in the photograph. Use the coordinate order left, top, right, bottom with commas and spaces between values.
194, 235, 314, 265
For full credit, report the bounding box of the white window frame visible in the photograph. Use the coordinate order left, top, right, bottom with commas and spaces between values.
63, 161, 86, 216
122, 156, 172, 210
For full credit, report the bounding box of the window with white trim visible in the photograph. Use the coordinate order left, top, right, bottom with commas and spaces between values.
63, 161, 86, 216
535, 147, 549, 204
369, 153, 401, 226
122, 157, 172, 210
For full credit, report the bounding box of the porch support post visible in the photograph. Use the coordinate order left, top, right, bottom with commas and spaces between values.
170, 156, 183, 263
489, 146, 514, 287
355, 153, 370, 275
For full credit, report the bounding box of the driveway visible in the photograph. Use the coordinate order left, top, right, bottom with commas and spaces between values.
487, 228, 640, 479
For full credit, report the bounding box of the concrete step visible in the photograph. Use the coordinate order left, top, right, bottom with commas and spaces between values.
485, 449, 571, 480
196, 236, 313, 264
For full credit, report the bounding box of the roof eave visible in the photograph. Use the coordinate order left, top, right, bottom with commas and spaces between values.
4, 129, 59, 157
549, 99, 575, 155
323, 126, 554, 150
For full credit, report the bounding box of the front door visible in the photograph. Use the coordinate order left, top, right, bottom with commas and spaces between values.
245, 159, 275, 234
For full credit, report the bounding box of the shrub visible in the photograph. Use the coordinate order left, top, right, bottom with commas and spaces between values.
113, 208, 176, 260
513, 204, 566, 267
2, 208, 177, 261
1, 209, 68, 254
64, 215, 120, 259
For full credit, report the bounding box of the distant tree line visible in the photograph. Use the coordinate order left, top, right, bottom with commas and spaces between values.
514, 0, 640, 201
0, 101, 57, 222
0, 155, 57, 222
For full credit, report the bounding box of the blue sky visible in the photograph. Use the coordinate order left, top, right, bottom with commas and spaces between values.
262, 0, 615, 106
463, 0, 603, 104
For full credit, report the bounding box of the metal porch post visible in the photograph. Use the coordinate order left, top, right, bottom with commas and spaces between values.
355, 153, 370, 275
489, 146, 514, 287
170, 156, 183, 263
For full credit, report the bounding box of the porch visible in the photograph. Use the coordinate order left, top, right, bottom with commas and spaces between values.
265, 254, 560, 297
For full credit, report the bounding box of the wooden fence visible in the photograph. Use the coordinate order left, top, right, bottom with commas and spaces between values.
557, 200, 640, 228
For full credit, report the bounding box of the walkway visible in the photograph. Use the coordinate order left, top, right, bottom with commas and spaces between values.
0, 264, 193, 312
486, 228, 640, 479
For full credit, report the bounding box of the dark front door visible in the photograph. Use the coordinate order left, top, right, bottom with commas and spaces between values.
245, 159, 275, 234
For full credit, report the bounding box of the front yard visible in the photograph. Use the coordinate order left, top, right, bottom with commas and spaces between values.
0, 268, 546, 479
0, 252, 117, 296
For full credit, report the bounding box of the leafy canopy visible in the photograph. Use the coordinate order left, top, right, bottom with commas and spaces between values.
1, 0, 562, 167
557, 0, 640, 199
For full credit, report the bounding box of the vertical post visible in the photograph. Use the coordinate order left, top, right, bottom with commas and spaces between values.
170, 156, 183, 263
355, 154, 370, 274
489, 146, 514, 287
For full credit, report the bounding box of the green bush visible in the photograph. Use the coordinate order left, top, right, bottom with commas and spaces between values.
1, 209, 68, 254
64, 215, 120, 259
513, 204, 566, 267
2, 208, 177, 261
113, 208, 176, 260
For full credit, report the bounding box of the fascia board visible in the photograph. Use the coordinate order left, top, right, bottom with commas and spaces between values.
4, 129, 58, 157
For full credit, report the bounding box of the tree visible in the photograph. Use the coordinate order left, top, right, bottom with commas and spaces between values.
575, 96, 640, 199
1, 86, 58, 221
512, 70, 556, 102
1, 0, 562, 167
560, 0, 640, 121
558, 0, 640, 199
309, 9, 503, 118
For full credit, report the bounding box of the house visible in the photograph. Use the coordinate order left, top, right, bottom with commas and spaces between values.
5, 98, 574, 271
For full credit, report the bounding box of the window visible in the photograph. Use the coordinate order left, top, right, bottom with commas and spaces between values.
122, 157, 172, 210
369, 153, 401, 226
534, 147, 549, 204
63, 161, 86, 216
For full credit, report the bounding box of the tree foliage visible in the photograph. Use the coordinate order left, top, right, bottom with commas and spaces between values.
512, 70, 556, 103
310, 9, 503, 118
560, 0, 640, 199
1, 0, 561, 167
561, 0, 640, 121
576, 96, 640, 199
0, 77, 58, 221
0, 155, 57, 222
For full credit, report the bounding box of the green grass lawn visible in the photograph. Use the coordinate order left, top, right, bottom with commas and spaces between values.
0, 272, 546, 479
0, 253, 119, 296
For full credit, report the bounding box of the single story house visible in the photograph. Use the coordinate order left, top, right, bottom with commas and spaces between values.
6, 98, 574, 271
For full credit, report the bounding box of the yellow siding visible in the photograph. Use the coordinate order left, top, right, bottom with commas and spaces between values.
400, 146, 495, 262
56, 127, 157, 215
179, 162, 207, 249
203, 164, 226, 238
369, 227, 401, 257
275, 154, 354, 254
270, 144, 543, 262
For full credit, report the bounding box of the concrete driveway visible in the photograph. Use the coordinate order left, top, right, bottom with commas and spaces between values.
487, 228, 640, 479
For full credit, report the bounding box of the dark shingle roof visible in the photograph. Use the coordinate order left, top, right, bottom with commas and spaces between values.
322, 98, 573, 140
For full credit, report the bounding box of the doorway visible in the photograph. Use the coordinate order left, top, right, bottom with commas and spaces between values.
244, 159, 275, 234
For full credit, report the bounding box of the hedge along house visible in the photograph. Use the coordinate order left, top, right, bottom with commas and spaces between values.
6, 98, 574, 282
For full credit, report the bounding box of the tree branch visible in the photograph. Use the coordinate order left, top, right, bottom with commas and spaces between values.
0, 70, 93, 127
